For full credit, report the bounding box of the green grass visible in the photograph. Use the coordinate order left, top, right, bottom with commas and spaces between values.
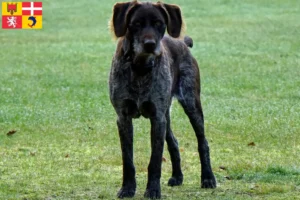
0, 0, 300, 199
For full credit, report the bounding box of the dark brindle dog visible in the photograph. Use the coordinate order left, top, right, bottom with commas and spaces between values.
109, 1, 216, 198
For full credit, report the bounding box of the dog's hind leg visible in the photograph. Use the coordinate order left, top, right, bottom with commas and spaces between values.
177, 63, 217, 189
165, 108, 183, 186
178, 94, 216, 188
117, 116, 136, 198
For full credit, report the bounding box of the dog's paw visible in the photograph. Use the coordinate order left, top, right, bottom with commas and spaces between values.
117, 187, 136, 198
201, 176, 217, 188
144, 188, 161, 199
167, 176, 183, 186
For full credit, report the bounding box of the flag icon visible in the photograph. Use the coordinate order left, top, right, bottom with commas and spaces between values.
2, 2, 42, 29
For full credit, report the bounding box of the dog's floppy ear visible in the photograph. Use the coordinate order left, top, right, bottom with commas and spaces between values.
157, 2, 183, 38
110, 1, 137, 38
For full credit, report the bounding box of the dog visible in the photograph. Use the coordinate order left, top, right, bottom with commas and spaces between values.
109, 1, 216, 198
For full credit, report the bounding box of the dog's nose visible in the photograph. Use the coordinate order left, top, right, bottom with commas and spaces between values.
144, 39, 156, 53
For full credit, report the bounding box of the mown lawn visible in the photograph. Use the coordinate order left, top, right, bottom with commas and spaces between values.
0, 0, 299, 199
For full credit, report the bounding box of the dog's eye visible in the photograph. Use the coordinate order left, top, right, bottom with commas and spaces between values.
154, 21, 162, 27
134, 22, 141, 27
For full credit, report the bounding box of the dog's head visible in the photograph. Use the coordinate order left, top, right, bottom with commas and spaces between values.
110, 1, 183, 56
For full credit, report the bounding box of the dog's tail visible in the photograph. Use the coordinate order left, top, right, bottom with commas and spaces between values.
184, 36, 193, 48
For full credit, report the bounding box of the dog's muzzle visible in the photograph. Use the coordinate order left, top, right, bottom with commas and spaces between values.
143, 39, 156, 54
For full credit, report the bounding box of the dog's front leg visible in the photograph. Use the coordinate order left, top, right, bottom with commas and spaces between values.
117, 116, 136, 198
144, 116, 166, 199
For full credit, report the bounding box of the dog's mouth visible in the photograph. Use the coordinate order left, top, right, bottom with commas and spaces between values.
129, 38, 162, 75
131, 54, 156, 75
133, 54, 155, 67
146, 43, 162, 56
133, 39, 162, 57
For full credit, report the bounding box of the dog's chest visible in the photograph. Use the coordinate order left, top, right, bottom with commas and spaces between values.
109, 59, 172, 118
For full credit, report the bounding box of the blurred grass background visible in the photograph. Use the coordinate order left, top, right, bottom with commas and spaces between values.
0, 0, 299, 199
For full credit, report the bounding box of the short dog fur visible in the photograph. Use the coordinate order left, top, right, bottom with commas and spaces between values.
109, 1, 216, 198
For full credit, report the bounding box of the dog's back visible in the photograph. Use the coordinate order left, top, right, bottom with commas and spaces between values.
160, 36, 201, 97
